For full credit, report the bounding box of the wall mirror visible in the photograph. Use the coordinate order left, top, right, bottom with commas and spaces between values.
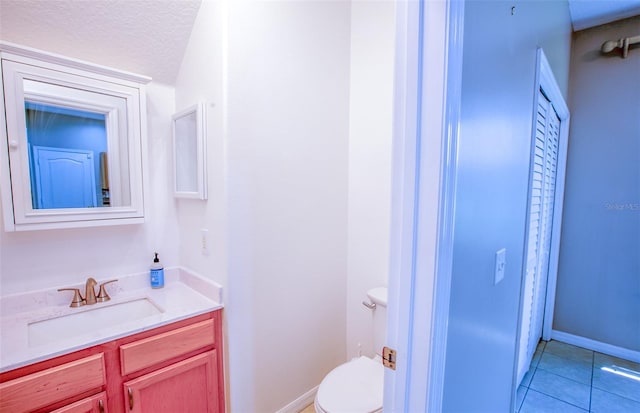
172, 103, 207, 200
0, 43, 149, 231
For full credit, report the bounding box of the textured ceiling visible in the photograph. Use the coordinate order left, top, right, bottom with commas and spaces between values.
0, 0, 202, 85
1, 0, 638, 84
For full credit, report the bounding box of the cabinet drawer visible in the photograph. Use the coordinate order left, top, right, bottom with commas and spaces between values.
0, 353, 106, 413
120, 319, 215, 376
50, 391, 108, 413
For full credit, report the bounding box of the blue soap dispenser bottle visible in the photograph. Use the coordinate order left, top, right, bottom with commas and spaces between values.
150, 252, 164, 288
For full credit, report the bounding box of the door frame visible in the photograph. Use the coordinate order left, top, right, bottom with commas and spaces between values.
533, 48, 570, 341
384, 0, 465, 411
514, 48, 570, 386
385, 4, 572, 410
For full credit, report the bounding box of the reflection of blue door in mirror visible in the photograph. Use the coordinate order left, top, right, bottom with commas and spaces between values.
31, 146, 97, 209
24, 102, 108, 208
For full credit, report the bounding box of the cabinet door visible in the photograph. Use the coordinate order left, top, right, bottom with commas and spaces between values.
51, 392, 109, 413
123, 351, 219, 413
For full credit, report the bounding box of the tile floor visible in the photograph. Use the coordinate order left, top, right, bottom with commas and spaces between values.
298, 403, 315, 413
517, 340, 640, 412
298, 340, 640, 413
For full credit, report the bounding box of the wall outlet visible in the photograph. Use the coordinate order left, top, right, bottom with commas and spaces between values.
201, 228, 210, 256
494, 248, 506, 285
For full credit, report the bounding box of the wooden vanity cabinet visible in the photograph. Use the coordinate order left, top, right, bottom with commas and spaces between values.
0, 310, 224, 413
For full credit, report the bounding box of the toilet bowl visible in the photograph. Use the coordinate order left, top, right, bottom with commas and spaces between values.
314, 356, 383, 413
314, 287, 387, 413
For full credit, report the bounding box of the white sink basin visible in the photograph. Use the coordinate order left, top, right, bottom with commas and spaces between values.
28, 298, 163, 347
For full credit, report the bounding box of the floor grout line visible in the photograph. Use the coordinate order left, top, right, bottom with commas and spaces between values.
523, 341, 640, 412
522, 340, 598, 412
525, 388, 590, 412
588, 349, 594, 412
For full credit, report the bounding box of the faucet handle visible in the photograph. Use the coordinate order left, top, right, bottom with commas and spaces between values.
58, 288, 86, 308
96, 279, 118, 302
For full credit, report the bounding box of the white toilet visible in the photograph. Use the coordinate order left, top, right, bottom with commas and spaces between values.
314, 287, 387, 413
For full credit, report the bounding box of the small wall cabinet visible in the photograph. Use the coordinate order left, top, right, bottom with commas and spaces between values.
0, 42, 150, 231
172, 103, 207, 200
0, 311, 225, 413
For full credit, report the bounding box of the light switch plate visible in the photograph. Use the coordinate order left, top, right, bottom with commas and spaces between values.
494, 248, 506, 285
201, 228, 210, 256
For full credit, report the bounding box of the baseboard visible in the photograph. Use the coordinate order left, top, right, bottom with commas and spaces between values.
275, 385, 318, 413
551, 330, 640, 363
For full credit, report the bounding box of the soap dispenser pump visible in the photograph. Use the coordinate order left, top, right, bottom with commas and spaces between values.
150, 252, 164, 288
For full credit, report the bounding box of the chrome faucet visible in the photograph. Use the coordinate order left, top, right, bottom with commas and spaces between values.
85, 277, 98, 305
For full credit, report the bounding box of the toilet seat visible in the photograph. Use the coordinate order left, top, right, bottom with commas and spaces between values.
315, 356, 383, 413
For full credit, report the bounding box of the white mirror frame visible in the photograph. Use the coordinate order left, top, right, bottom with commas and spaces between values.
172, 103, 207, 200
0, 42, 150, 231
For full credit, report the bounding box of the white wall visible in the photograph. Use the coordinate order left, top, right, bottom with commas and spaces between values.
172, 0, 231, 408
174, 1, 352, 411
442, 1, 572, 411
173, 0, 228, 291
555, 15, 640, 352
0, 82, 179, 295
346, 0, 395, 360
225, 2, 350, 410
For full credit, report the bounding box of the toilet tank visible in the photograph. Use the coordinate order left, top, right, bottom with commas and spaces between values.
366, 287, 388, 357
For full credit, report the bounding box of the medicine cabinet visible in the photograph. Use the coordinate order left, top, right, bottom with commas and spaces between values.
0, 42, 150, 231
172, 103, 207, 200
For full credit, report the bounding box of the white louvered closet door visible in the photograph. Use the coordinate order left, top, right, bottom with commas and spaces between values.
517, 90, 561, 384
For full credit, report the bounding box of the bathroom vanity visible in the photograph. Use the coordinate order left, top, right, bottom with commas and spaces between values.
0, 269, 225, 413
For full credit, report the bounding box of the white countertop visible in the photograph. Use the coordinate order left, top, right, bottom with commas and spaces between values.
0, 267, 223, 373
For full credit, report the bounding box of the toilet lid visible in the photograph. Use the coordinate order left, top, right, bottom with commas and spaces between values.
316, 356, 384, 413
